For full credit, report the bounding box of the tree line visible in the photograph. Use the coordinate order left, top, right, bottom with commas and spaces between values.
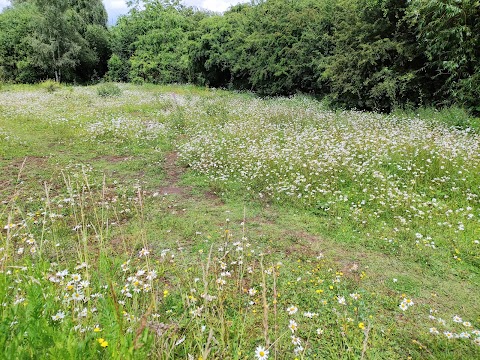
1, 0, 479, 113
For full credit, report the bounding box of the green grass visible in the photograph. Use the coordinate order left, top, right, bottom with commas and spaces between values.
0, 84, 479, 359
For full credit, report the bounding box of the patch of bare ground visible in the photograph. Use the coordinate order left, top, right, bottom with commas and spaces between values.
157, 151, 195, 197
283, 230, 325, 257
155, 152, 185, 196
0, 156, 50, 195
9, 156, 49, 174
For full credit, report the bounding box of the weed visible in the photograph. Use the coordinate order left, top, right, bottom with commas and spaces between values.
40, 79, 61, 93
97, 82, 122, 97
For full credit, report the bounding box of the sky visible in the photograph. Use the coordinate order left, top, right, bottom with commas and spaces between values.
0, 1, 250, 24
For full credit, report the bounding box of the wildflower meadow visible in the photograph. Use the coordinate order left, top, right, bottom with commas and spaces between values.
0, 84, 479, 359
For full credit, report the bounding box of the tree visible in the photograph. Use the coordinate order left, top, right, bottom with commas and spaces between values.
27, 0, 82, 82
109, 0, 207, 83
0, 3, 42, 82
322, 0, 430, 111
0, 0, 110, 83
407, 0, 480, 112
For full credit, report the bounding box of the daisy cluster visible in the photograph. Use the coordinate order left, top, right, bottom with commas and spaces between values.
85, 117, 168, 144
0, 85, 175, 135
428, 310, 480, 346
179, 96, 480, 260
0, 168, 150, 353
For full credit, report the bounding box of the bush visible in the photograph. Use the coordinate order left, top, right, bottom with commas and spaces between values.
96, 82, 122, 97
107, 54, 129, 82
40, 79, 61, 93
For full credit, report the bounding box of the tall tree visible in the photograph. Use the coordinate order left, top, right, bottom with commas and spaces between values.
407, 0, 480, 112
0, 2, 42, 82
109, 0, 206, 83
1, 0, 110, 83
28, 0, 82, 82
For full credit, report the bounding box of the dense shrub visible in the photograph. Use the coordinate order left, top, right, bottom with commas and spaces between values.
40, 79, 61, 93
96, 82, 122, 97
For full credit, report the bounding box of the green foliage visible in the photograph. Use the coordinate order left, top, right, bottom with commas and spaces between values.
28, 0, 82, 83
96, 82, 122, 97
322, 0, 427, 111
242, 0, 333, 96
109, 1, 207, 84
1, 0, 480, 112
188, 6, 252, 89
0, 3, 43, 83
406, 0, 480, 113
40, 79, 62, 92
107, 54, 129, 82
0, 0, 110, 83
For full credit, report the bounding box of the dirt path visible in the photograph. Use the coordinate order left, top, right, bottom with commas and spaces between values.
157, 151, 191, 196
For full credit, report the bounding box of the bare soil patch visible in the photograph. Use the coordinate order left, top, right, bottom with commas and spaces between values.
157, 151, 190, 196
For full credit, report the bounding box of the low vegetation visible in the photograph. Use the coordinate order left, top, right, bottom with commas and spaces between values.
0, 84, 479, 359
96, 82, 122, 97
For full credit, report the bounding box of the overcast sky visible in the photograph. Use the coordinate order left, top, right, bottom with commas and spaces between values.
0, 1, 250, 24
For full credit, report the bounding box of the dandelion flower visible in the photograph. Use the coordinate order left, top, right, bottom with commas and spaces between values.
97, 338, 108, 348
255, 345, 269, 360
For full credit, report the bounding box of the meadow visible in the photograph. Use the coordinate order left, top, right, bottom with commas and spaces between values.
0, 83, 479, 359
